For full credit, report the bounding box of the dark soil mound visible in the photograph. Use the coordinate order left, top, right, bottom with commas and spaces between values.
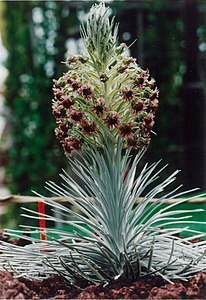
0, 271, 205, 299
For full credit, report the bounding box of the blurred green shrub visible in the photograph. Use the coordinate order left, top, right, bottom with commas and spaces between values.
1, 1, 78, 195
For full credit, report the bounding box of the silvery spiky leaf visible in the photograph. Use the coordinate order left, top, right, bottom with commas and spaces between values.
1, 141, 206, 284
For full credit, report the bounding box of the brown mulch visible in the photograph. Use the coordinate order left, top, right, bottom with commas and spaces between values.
0, 271, 205, 299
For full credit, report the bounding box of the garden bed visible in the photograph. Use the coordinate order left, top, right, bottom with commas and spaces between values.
0, 270, 206, 299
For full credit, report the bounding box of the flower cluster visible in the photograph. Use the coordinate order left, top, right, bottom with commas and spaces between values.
52, 52, 158, 156
52, 4, 159, 156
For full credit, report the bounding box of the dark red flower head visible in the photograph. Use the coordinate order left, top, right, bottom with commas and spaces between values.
58, 121, 73, 133
62, 96, 74, 109
63, 137, 83, 156
81, 120, 97, 135
63, 143, 72, 156
144, 113, 154, 126
80, 85, 94, 99
71, 80, 80, 91
91, 98, 108, 116
131, 100, 144, 114
143, 113, 155, 132
53, 108, 62, 119
127, 134, 140, 150
69, 137, 83, 151
122, 87, 135, 101
119, 123, 134, 138
52, 104, 66, 118
133, 76, 144, 87
70, 111, 84, 123
104, 112, 120, 128
55, 128, 67, 141
53, 88, 63, 101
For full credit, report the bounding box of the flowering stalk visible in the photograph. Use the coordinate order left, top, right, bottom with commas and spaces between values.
80, 3, 118, 70
52, 3, 159, 156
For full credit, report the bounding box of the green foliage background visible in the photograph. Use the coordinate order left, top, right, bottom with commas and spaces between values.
2, 1, 71, 195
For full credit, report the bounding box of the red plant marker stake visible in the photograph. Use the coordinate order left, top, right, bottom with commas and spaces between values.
38, 201, 47, 241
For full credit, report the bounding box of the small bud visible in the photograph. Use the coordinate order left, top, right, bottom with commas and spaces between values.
78, 54, 89, 64
150, 91, 158, 101
100, 72, 109, 82
115, 43, 127, 55
144, 113, 154, 125
117, 64, 128, 73
150, 99, 159, 112
66, 55, 78, 65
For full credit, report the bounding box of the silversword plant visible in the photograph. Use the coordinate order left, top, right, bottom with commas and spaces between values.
0, 3, 206, 285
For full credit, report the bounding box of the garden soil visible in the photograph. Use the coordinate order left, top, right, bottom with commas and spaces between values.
0, 270, 206, 299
